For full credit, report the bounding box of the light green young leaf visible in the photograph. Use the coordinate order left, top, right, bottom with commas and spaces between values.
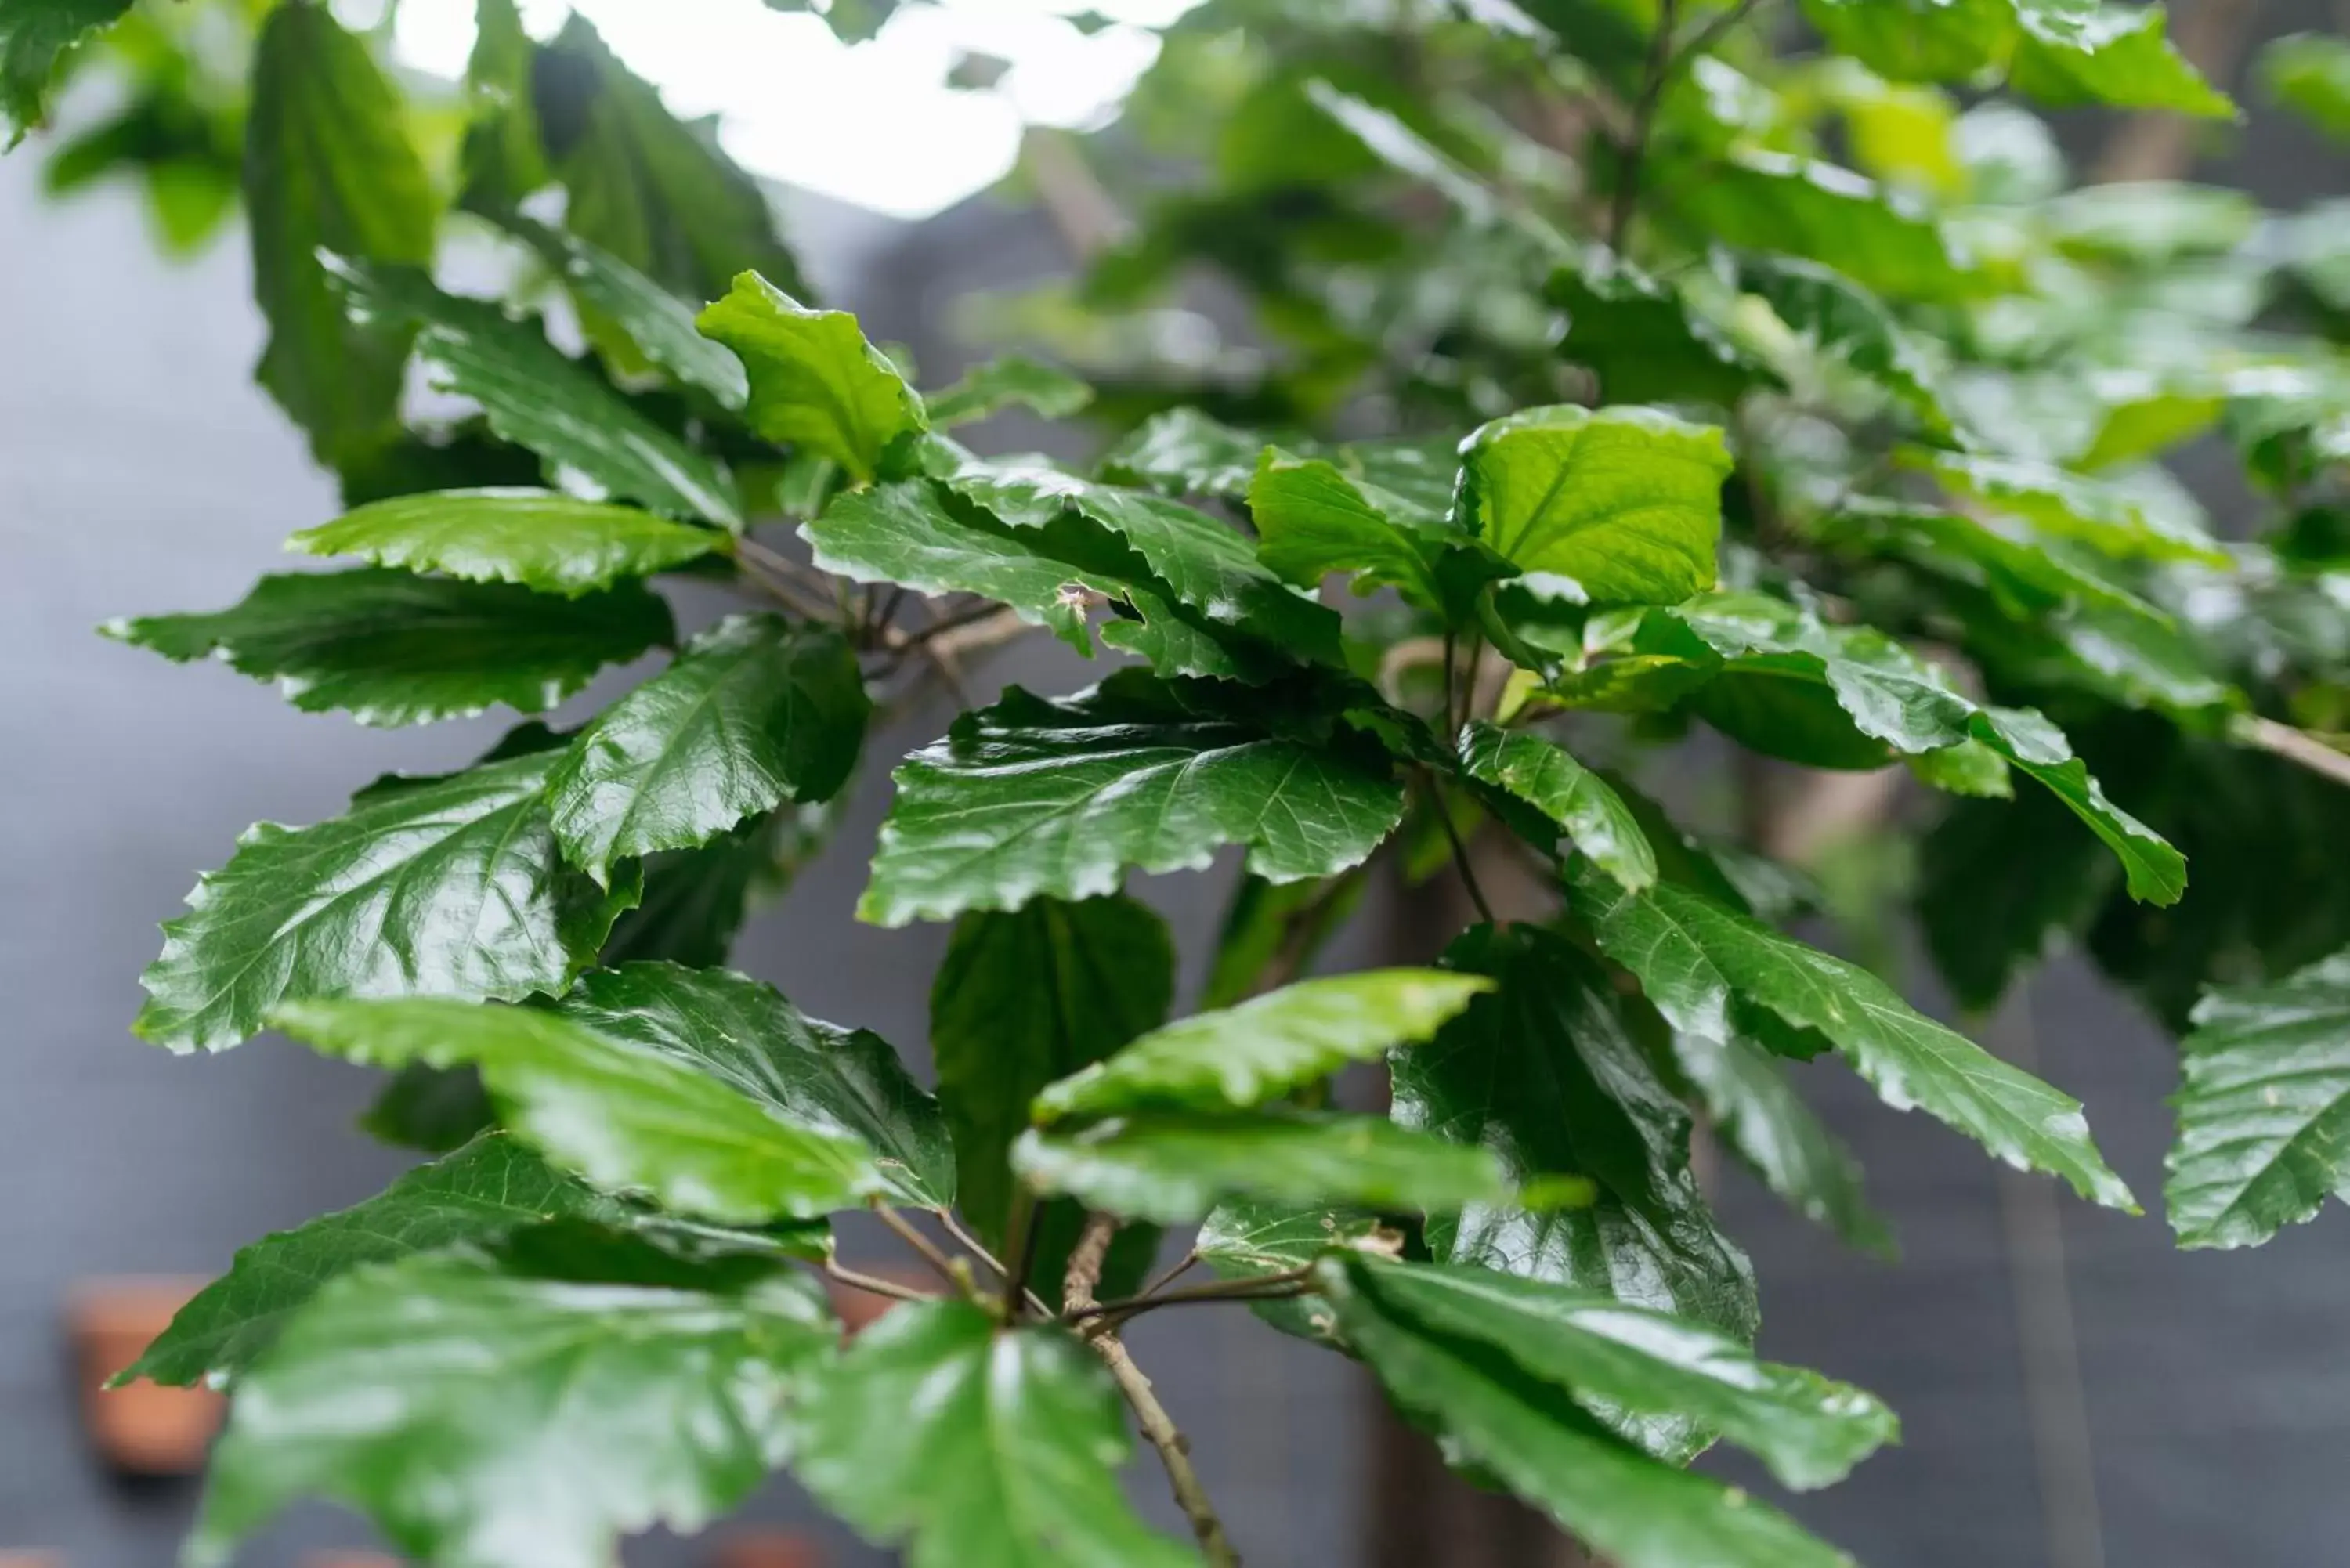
1321, 1255, 1860, 1568
1567, 862, 2138, 1211
1914, 450, 2226, 564
1036, 970, 1491, 1122
548, 614, 868, 883
554, 961, 952, 1208
1196, 1200, 1382, 1340
1802, 0, 2234, 117
2, 0, 132, 143
132, 751, 637, 1053
1393, 926, 1759, 1387
1457, 721, 1656, 890
2167, 948, 2350, 1249
129, 1134, 620, 1386
288, 489, 722, 597
933, 896, 1174, 1292
787, 1300, 1198, 1568
103, 568, 673, 728
1014, 1107, 1509, 1225
2264, 33, 2350, 144
1456, 405, 1730, 604
242, 2, 436, 465
190, 1245, 835, 1568
696, 270, 926, 482
923, 354, 1093, 426
331, 258, 743, 529
273, 996, 887, 1223
862, 676, 1403, 927
1335, 1255, 1896, 1490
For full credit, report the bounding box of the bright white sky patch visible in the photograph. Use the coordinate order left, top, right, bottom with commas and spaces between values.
392, 0, 1179, 222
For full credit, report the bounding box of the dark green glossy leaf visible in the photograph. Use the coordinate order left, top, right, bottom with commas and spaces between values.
1738, 255, 1955, 439
1550, 250, 1781, 409
949, 460, 1343, 662
1670, 1031, 1893, 1256
599, 804, 836, 969
532, 14, 808, 302
1456, 405, 1730, 604
332, 258, 742, 528
509, 217, 750, 407
786, 1299, 1197, 1568
1668, 150, 1983, 303
1915, 450, 2225, 564
1014, 1107, 1509, 1225
931, 895, 1173, 1269
189, 1245, 834, 1568
1456, 721, 1655, 890
288, 488, 722, 598
2167, 948, 2350, 1249
243, 2, 436, 464
1098, 407, 1267, 501
1036, 970, 1490, 1122
556, 961, 951, 1208
361, 1063, 498, 1154
1918, 775, 2113, 1011
1321, 1255, 1860, 1568
272, 996, 888, 1223
1201, 873, 1370, 1010
549, 614, 868, 883
697, 270, 926, 482
1568, 862, 2138, 1210
103, 568, 673, 728
2, 0, 129, 143
862, 675, 1403, 927
1395, 926, 1759, 1373
1332, 1255, 1896, 1490
130, 1133, 621, 1386
924, 354, 1094, 426
132, 751, 637, 1053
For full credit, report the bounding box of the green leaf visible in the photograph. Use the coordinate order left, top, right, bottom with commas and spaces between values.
1670, 1030, 1894, 1255
787, 1299, 1197, 1568
931, 895, 1173, 1263
1246, 448, 1451, 608
1914, 450, 2225, 564
1668, 150, 1985, 303
288, 488, 722, 598
533, 14, 811, 305
272, 996, 887, 1223
803, 480, 1278, 681
949, 461, 1343, 661
1550, 250, 1782, 409
331, 258, 742, 529
548, 614, 868, 883
1737, 255, 1956, 439
1336, 1255, 1896, 1490
189, 1245, 835, 1568
1394, 927, 1759, 1371
924, 354, 1094, 426
2264, 33, 2350, 144
1036, 970, 1491, 1122
1014, 1107, 1509, 1225
1201, 873, 1371, 1010
862, 675, 1403, 927
1801, 0, 2233, 117
103, 568, 673, 728
1972, 704, 2187, 906
601, 804, 837, 970
1196, 1200, 1381, 1340
242, 2, 436, 464
1456, 721, 1656, 891
2, 0, 129, 143
1819, 499, 2169, 623
1321, 1255, 1860, 1568
132, 751, 637, 1053
361, 1063, 498, 1154
1098, 407, 1268, 501
696, 270, 926, 483
1455, 405, 1730, 604
1567, 862, 2138, 1211
555, 961, 953, 1209
2166, 948, 2350, 1249
508, 217, 751, 408
129, 1133, 622, 1386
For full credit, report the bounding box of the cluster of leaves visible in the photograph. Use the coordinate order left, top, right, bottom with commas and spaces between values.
9, 0, 2350, 1563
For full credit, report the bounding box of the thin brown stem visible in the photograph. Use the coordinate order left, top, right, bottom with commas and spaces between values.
872, 1201, 970, 1293
1607, 0, 1679, 250
1138, 1247, 1202, 1300
1427, 776, 1499, 926
824, 1262, 931, 1304
1065, 1214, 1242, 1568
2236, 714, 2350, 790
1067, 1266, 1320, 1329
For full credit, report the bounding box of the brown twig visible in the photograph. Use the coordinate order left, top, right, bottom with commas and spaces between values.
823, 1262, 931, 1304
2235, 714, 2350, 790
1065, 1214, 1242, 1568
871, 1201, 971, 1294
